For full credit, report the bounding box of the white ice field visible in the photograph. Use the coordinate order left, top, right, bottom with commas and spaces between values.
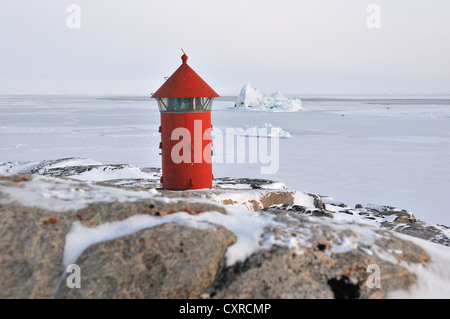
0, 94, 449, 225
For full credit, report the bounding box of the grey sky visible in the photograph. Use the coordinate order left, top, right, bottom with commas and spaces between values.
1, 0, 449, 95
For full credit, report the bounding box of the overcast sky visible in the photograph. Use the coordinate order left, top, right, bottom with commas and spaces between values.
1, 0, 449, 95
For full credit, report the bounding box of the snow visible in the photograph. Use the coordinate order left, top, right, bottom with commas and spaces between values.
207, 189, 267, 210
0, 174, 157, 212
63, 206, 275, 267
259, 182, 287, 190
63, 212, 211, 266
0, 158, 102, 174
232, 123, 293, 139
234, 84, 304, 112
329, 236, 359, 254
44, 158, 103, 170
387, 233, 450, 299
293, 192, 316, 208
0, 159, 160, 190
215, 183, 252, 189
71, 165, 158, 181
214, 180, 286, 190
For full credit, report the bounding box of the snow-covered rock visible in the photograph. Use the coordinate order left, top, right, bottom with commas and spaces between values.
1, 159, 450, 299
234, 84, 304, 112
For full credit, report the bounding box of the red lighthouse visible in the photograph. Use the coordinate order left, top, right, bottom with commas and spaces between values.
152, 54, 219, 190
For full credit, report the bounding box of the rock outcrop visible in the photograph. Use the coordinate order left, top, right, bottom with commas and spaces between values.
56, 223, 236, 299
1, 162, 449, 299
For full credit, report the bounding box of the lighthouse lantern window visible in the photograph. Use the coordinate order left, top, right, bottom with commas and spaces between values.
156, 97, 214, 112
156, 98, 169, 111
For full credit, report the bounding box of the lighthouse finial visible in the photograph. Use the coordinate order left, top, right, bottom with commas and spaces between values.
181, 49, 188, 64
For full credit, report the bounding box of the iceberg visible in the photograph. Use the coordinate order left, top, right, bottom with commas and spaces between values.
234, 84, 304, 112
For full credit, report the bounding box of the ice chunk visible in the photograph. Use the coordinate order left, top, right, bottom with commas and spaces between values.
234, 84, 304, 112
233, 123, 293, 138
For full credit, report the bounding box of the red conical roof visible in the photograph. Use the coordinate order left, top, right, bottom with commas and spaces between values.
152, 54, 219, 98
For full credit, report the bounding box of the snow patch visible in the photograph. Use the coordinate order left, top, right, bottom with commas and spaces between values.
208, 189, 266, 210
63, 207, 275, 267
72, 165, 158, 182
293, 192, 316, 208
0, 158, 102, 174
259, 182, 287, 190
387, 233, 450, 299
0, 175, 156, 212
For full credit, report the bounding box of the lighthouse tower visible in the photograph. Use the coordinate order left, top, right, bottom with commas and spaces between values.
152, 54, 219, 190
